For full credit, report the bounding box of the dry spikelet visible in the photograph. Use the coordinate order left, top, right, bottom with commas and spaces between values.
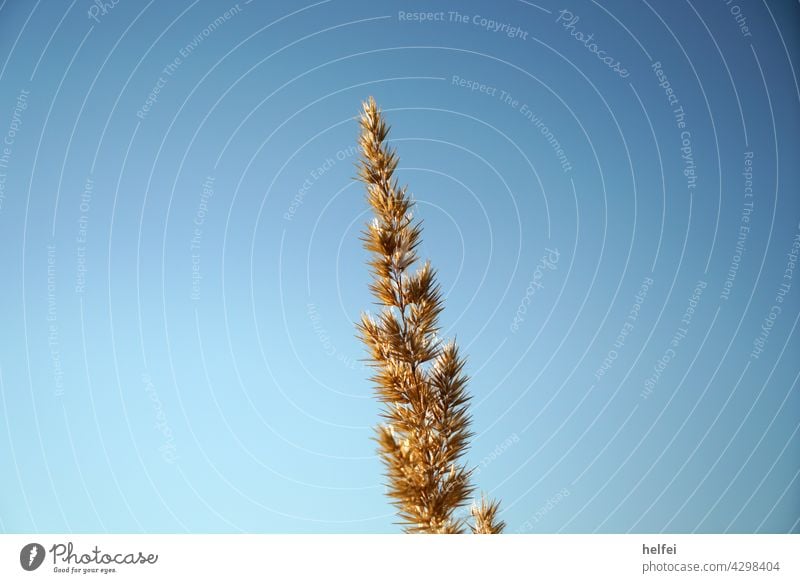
470, 494, 506, 534
355, 97, 503, 534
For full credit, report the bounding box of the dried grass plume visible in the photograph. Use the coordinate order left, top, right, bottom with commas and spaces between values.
356, 97, 504, 534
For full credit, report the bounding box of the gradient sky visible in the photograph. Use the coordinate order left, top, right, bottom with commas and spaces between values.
0, 0, 798, 533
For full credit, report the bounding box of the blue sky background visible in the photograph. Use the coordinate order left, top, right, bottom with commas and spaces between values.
0, 0, 798, 533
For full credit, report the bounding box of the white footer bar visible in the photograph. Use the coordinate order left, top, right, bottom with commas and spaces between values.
1, 534, 797, 582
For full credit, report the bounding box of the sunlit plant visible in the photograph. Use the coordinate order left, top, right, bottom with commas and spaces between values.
356, 97, 504, 534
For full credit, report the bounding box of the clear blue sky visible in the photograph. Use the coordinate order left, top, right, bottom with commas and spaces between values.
0, 0, 798, 533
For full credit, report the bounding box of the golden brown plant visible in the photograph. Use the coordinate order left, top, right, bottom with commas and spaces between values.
356, 97, 503, 534
471, 495, 506, 534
